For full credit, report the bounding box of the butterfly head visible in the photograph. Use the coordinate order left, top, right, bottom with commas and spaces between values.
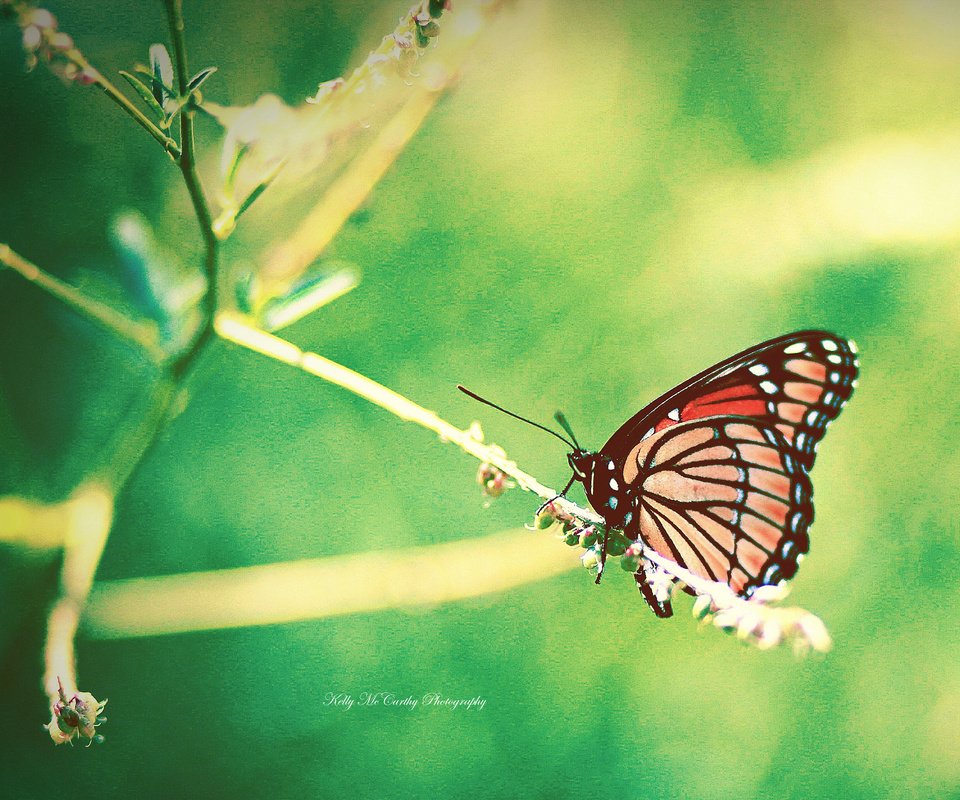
566, 449, 596, 481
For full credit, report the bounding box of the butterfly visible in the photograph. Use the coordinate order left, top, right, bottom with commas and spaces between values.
460, 330, 858, 617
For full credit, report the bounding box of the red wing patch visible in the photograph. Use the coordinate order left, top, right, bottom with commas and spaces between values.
604, 332, 859, 472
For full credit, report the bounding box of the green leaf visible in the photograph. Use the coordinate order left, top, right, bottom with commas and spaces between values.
234, 159, 286, 222
233, 270, 257, 315
160, 95, 188, 128
223, 142, 250, 198
119, 70, 165, 121
133, 64, 175, 112
133, 64, 157, 81
148, 43, 174, 105
260, 266, 360, 332
110, 210, 205, 353
187, 66, 218, 94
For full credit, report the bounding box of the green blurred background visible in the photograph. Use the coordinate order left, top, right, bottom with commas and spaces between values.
2, 1, 959, 797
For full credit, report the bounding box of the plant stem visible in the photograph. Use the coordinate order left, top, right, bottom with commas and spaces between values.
87, 529, 576, 638
38, 380, 179, 713
42, 482, 114, 708
213, 313, 574, 508
164, 0, 218, 378
0, 243, 165, 362
101, 378, 179, 491
259, 0, 511, 298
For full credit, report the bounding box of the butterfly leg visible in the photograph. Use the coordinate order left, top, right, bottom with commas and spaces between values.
536, 474, 577, 515
634, 569, 673, 618
594, 527, 611, 585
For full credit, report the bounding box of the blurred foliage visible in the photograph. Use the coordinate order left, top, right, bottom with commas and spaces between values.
2, 0, 959, 797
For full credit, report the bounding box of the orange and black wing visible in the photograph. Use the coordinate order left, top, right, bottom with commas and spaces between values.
622, 416, 813, 597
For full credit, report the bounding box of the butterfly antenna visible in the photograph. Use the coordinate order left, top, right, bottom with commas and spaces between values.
457, 385, 575, 449
553, 411, 582, 450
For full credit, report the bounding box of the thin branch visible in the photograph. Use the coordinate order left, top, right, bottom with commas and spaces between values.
163, 0, 218, 378
214, 313, 571, 507
0, 491, 92, 549
86, 528, 577, 638
39, 383, 177, 718
8, 1, 222, 737
40, 482, 114, 709
0, 243, 165, 362
43, 3, 221, 681
99, 377, 178, 491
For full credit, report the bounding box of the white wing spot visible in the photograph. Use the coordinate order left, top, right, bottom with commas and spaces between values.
749, 363, 769, 376
821, 339, 838, 351
607, 460, 615, 470
667, 408, 680, 421
849, 339, 859, 354
805, 410, 819, 426
796, 432, 807, 449
642, 427, 654, 440
851, 379, 859, 389
760, 380, 777, 394
829, 372, 840, 384
784, 342, 806, 354
823, 392, 835, 405
827, 354, 842, 364
609, 478, 619, 490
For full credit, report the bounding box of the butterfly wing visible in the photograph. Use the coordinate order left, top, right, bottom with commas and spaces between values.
621, 416, 814, 597
601, 331, 858, 471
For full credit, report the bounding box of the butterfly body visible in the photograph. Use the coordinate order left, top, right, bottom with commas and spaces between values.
565, 330, 858, 617
567, 449, 637, 529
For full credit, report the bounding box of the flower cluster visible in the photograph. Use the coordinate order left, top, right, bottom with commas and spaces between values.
527, 501, 832, 654
307, 0, 452, 104
45, 680, 107, 746
476, 461, 515, 499
9, 4, 98, 84
690, 583, 833, 654
533, 503, 607, 556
